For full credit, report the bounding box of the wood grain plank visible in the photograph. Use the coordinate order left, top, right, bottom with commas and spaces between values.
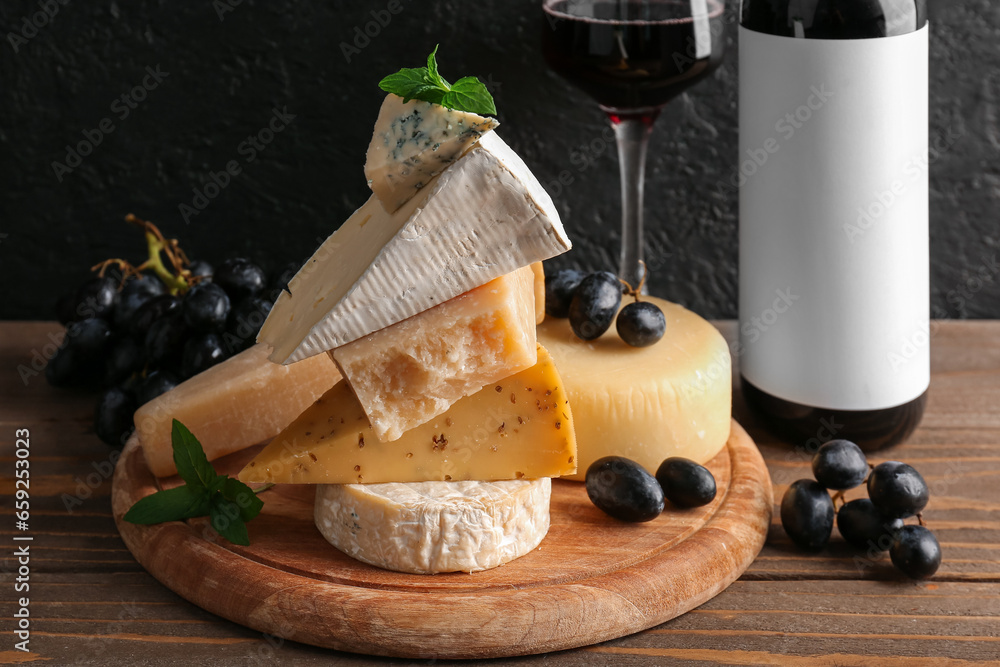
109, 422, 772, 659
3, 321, 999, 666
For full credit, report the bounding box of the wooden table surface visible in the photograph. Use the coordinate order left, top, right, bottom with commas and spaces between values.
2, 320, 998, 666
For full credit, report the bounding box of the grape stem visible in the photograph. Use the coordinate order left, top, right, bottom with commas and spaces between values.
91, 258, 143, 285
917, 512, 925, 527
619, 260, 648, 301
125, 214, 196, 295
830, 489, 846, 509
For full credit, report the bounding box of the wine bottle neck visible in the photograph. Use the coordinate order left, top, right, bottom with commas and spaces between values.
740, 0, 927, 39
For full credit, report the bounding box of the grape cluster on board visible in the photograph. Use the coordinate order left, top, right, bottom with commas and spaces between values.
45, 216, 300, 449
585, 455, 717, 522
545, 266, 666, 347
781, 439, 941, 579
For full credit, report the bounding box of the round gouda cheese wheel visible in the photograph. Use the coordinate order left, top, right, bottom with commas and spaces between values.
537, 296, 732, 481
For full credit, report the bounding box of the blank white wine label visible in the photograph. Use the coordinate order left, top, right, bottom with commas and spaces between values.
738, 25, 929, 410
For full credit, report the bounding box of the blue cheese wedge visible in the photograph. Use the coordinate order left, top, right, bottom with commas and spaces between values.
259, 132, 570, 364
313, 478, 551, 574
365, 94, 499, 213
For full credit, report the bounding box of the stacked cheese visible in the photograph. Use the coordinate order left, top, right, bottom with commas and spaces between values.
241, 95, 576, 574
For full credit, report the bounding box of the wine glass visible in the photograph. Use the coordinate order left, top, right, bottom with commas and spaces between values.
542, 0, 726, 290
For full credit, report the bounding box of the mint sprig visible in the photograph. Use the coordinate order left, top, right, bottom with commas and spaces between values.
378, 45, 496, 116
124, 420, 266, 546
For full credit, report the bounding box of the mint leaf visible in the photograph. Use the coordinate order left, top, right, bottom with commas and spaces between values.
378, 46, 495, 116
378, 68, 433, 102
443, 77, 496, 116
171, 419, 215, 489
124, 484, 211, 525
210, 496, 250, 546
218, 476, 264, 522
425, 44, 449, 88
125, 418, 267, 546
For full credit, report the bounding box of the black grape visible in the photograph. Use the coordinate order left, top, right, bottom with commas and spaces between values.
73, 276, 118, 321
867, 461, 929, 519
104, 337, 145, 386
187, 259, 214, 280
134, 370, 180, 407
780, 479, 834, 550
812, 439, 869, 490
56, 276, 118, 323
94, 386, 136, 448
215, 258, 266, 301
45, 345, 84, 387
655, 457, 716, 508
181, 333, 226, 378
130, 294, 182, 337
545, 269, 586, 318
224, 296, 272, 353
586, 456, 664, 522
616, 301, 666, 347
144, 315, 189, 367
836, 498, 903, 551
115, 276, 167, 330
182, 283, 230, 332
890, 525, 941, 579
568, 271, 622, 340
65, 318, 114, 356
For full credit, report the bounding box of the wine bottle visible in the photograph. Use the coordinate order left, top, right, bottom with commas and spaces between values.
738, 0, 929, 452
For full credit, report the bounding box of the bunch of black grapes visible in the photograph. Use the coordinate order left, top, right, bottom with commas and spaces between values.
545, 267, 666, 347
46, 258, 300, 449
782, 440, 941, 579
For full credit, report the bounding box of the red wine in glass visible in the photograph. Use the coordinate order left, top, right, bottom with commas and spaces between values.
542, 0, 726, 287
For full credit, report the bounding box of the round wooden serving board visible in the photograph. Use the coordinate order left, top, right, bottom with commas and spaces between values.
112, 419, 772, 659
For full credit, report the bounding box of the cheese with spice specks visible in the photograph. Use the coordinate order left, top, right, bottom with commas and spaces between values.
238, 345, 576, 485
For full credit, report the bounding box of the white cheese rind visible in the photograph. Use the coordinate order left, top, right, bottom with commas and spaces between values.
259, 132, 571, 364
365, 94, 499, 212
313, 478, 551, 574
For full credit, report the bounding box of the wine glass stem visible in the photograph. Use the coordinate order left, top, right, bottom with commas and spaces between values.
611, 116, 656, 291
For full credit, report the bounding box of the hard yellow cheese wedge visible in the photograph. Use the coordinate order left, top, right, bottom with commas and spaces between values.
332, 265, 537, 442
530, 261, 545, 324
238, 345, 576, 485
134, 344, 339, 478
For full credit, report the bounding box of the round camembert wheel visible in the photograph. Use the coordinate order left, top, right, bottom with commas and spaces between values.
314, 478, 551, 574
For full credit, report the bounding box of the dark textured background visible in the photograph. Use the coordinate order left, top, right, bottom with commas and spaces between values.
1, 0, 997, 320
